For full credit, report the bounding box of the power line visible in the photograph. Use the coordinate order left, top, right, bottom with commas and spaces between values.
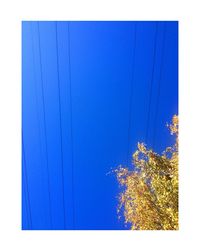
22, 134, 32, 229
30, 22, 44, 183
68, 21, 75, 229
37, 22, 53, 229
55, 22, 67, 229
145, 22, 158, 145
127, 23, 137, 167
22, 178, 30, 228
29, 22, 45, 229
153, 23, 166, 149
30, 24, 53, 229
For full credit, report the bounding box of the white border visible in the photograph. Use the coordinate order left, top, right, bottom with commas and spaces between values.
0, 0, 200, 250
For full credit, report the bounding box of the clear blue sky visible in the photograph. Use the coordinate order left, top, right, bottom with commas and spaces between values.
22, 21, 178, 230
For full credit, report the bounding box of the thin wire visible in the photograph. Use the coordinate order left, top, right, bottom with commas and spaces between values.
22, 134, 32, 229
30, 23, 44, 168
22, 179, 30, 228
55, 22, 67, 229
145, 22, 158, 144
37, 22, 53, 229
127, 23, 137, 167
68, 21, 75, 229
153, 24, 166, 149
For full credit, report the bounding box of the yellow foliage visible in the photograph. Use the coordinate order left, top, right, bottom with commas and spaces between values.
116, 115, 179, 230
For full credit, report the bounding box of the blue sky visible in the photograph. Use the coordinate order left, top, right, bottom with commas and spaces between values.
22, 21, 178, 230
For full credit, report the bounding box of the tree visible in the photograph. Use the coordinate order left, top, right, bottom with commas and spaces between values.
116, 115, 178, 230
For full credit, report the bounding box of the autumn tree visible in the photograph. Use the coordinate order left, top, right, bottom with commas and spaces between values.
116, 115, 178, 230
